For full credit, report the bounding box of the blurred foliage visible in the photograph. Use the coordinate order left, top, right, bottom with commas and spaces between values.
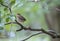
0, 0, 60, 41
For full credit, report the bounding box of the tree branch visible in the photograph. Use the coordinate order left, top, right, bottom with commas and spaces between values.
22, 32, 43, 41
22, 31, 60, 41
5, 22, 16, 25
0, 2, 12, 14
5, 20, 60, 40
0, 3, 8, 8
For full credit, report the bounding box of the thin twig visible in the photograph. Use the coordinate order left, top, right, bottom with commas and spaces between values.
15, 20, 24, 31
22, 31, 60, 41
15, 20, 60, 38
5, 22, 16, 25
0, 3, 8, 8
0, 2, 12, 14
5, 20, 60, 39
9, 7, 12, 14
22, 32, 43, 41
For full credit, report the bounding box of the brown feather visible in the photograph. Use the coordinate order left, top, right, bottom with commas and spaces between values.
17, 13, 26, 22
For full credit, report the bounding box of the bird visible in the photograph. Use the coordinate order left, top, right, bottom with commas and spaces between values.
16, 13, 26, 23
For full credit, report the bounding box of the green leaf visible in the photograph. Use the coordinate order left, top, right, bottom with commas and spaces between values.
10, 0, 15, 7
0, 0, 3, 3
6, 17, 10, 22
4, 7, 8, 11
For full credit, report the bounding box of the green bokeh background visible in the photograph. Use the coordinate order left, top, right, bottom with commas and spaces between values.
0, 0, 60, 41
